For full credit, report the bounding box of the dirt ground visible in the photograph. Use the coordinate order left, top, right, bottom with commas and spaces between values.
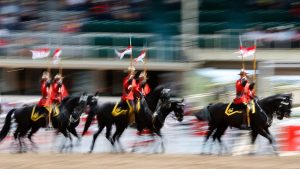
0, 153, 299, 169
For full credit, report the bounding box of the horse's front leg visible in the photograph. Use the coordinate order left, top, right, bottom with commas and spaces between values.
154, 130, 165, 154
68, 125, 81, 146
202, 126, 215, 155
58, 129, 70, 153
258, 128, 278, 156
249, 130, 258, 155
265, 128, 278, 155
131, 131, 142, 153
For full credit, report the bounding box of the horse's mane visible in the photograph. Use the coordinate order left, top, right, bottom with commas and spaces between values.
60, 95, 80, 111
260, 93, 292, 104
145, 85, 165, 112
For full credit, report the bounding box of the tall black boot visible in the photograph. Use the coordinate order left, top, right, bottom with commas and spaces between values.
241, 110, 251, 130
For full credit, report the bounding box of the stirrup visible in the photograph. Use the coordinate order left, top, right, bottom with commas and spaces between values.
240, 124, 251, 130
45, 126, 54, 131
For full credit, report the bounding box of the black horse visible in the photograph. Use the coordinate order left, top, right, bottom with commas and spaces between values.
132, 90, 185, 153
195, 93, 292, 155
82, 86, 166, 153
0, 93, 92, 152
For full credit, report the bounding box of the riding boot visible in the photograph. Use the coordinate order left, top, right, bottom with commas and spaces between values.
241, 107, 251, 130
46, 106, 53, 130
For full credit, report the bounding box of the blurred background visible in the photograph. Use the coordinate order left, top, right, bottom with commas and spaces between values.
1, 0, 300, 154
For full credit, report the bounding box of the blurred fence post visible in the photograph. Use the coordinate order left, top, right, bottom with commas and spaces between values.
257, 61, 274, 97
181, 0, 198, 49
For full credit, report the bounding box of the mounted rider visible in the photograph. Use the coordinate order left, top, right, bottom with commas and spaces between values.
132, 70, 151, 115
233, 69, 255, 129
120, 65, 136, 123
50, 73, 69, 105
37, 71, 52, 114
135, 71, 151, 96
47, 73, 69, 126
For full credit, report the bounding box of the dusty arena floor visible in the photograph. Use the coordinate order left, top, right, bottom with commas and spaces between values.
0, 153, 299, 169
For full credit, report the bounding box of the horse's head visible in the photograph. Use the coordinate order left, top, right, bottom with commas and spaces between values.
160, 88, 171, 102
75, 92, 90, 113
276, 93, 293, 119
262, 93, 293, 120
170, 98, 185, 122
85, 91, 100, 107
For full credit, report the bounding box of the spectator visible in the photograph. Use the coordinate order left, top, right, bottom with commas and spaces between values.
60, 16, 81, 33
0, 1, 20, 30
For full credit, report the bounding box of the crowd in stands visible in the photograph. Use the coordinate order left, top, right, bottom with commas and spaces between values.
0, 0, 180, 32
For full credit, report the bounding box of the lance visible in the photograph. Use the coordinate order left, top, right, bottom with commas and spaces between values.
253, 40, 257, 82
130, 36, 133, 68
143, 43, 148, 77
239, 35, 245, 70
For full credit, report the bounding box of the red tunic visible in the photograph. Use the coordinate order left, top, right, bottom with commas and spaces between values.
38, 79, 51, 107
233, 78, 250, 104
121, 75, 135, 101
50, 81, 69, 104
142, 83, 151, 95
135, 81, 151, 96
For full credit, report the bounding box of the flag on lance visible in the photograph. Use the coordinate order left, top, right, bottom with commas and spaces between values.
115, 46, 132, 59
52, 48, 62, 64
236, 46, 256, 57
134, 49, 146, 63
31, 48, 50, 59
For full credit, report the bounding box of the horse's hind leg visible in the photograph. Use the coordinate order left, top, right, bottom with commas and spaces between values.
12, 126, 26, 153
213, 127, 228, 155
28, 126, 40, 151
202, 126, 215, 155
89, 125, 104, 153
105, 125, 112, 144
115, 127, 126, 153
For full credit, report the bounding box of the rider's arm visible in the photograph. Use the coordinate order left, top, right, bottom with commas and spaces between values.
46, 80, 51, 87
241, 77, 248, 87
249, 82, 255, 91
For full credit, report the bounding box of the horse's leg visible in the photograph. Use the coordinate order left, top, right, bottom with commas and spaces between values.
89, 125, 104, 153
131, 131, 142, 153
213, 127, 227, 155
201, 126, 216, 154
19, 128, 30, 153
249, 130, 258, 155
68, 125, 81, 146
257, 128, 278, 155
13, 126, 23, 153
110, 127, 121, 153
154, 130, 165, 154
105, 124, 112, 145
115, 126, 126, 153
28, 126, 40, 151
59, 129, 70, 153
67, 132, 73, 152
265, 128, 278, 155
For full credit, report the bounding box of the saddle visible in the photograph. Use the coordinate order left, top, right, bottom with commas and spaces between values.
31, 105, 60, 122
112, 99, 141, 124
112, 102, 128, 117
225, 100, 255, 116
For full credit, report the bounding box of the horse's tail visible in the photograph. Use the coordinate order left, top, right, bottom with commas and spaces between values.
0, 108, 15, 142
194, 105, 211, 122
82, 108, 96, 136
